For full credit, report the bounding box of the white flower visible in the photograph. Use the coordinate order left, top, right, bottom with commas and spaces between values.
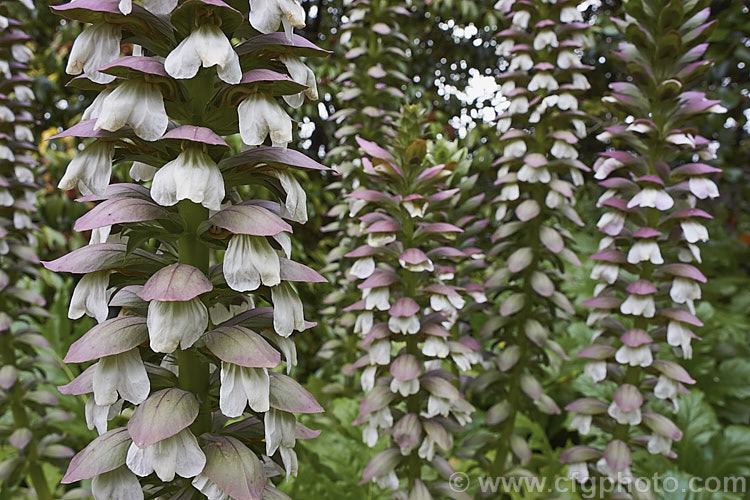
129, 161, 157, 182
146, 298, 208, 353
274, 169, 307, 222
192, 473, 231, 500
95, 80, 168, 141
430, 293, 464, 312
620, 294, 655, 318
14, 124, 33, 142
69, 271, 111, 323
126, 428, 206, 481
93, 349, 149, 406
82, 89, 112, 121
92, 466, 144, 500
361, 365, 376, 391
647, 434, 672, 455
354, 311, 373, 335
219, 363, 270, 416
417, 435, 437, 460
615, 345, 653, 367
224, 234, 281, 292
627, 188, 674, 210
528, 72, 558, 92
584, 361, 607, 382
654, 375, 679, 402
238, 93, 293, 147
164, 24, 241, 84
250, 0, 306, 40
570, 414, 592, 435
58, 141, 114, 196
352, 257, 375, 279
363, 286, 389, 311
551, 140, 577, 159
13, 212, 32, 230
571, 73, 590, 90
557, 51, 579, 69
557, 93, 578, 111
422, 337, 449, 358
66, 23, 121, 84
367, 232, 396, 247
500, 183, 520, 201
390, 377, 419, 397
387, 315, 420, 335
281, 55, 318, 108
681, 220, 709, 243
560, 6, 584, 22
688, 177, 719, 199
596, 458, 633, 484
151, 148, 225, 210
265, 408, 298, 476
271, 282, 306, 336
607, 401, 641, 425
0, 189, 13, 207
567, 462, 589, 484
597, 210, 625, 234
670, 277, 701, 314
627, 240, 663, 265
666, 321, 693, 359
591, 263, 619, 284
533, 30, 558, 50
503, 140, 526, 158
85, 398, 123, 435
369, 340, 391, 365
512, 10, 530, 28
13, 85, 34, 103
509, 55, 533, 72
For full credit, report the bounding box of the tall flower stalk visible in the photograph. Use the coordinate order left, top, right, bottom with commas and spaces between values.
48, 0, 331, 497
346, 106, 478, 498
0, 2, 76, 498
470, 0, 591, 477
562, 0, 723, 487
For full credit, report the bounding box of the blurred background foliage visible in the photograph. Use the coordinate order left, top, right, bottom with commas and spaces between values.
12, 0, 749, 497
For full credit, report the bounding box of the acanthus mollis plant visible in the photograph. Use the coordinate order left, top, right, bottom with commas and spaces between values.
467, 0, 591, 479
561, 0, 724, 488
46, 0, 332, 497
318, 0, 413, 379
344, 106, 478, 499
0, 4, 80, 499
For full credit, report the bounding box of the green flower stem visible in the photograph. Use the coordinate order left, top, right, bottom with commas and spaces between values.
0, 334, 52, 500
177, 200, 211, 436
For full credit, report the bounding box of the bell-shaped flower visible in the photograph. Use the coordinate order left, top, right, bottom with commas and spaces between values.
85, 398, 122, 435
352, 257, 375, 279
533, 30, 558, 50
274, 169, 307, 222
670, 277, 701, 314
584, 360, 607, 383
92, 466, 144, 500
66, 23, 121, 84
422, 337, 449, 358
271, 282, 306, 336
164, 23, 241, 84
627, 188, 674, 210
249, 0, 306, 40
363, 286, 390, 311
528, 72, 558, 92
620, 294, 655, 318
224, 234, 281, 292
615, 345, 653, 367
607, 401, 641, 425
281, 55, 318, 108
688, 177, 719, 199
238, 93, 293, 147
509, 54, 533, 72
126, 428, 206, 481
151, 147, 225, 211
58, 141, 115, 196
95, 80, 168, 141
627, 240, 663, 265
354, 311, 373, 335
666, 321, 693, 359
681, 220, 709, 243
654, 375, 680, 406
570, 414, 592, 435
146, 297, 208, 353
219, 363, 270, 416
82, 89, 113, 121
69, 271, 111, 324
129, 161, 157, 182
591, 263, 619, 284
93, 349, 150, 406
512, 9, 530, 28
265, 408, 298, 476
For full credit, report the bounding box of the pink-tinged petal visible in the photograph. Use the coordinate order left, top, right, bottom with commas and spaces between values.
162, 125, 228, 147
633, 227, 661, 239
427, 247, 467, 259
109, 285, 147, 308
296, 422, 321, 440
65, 317, 148, 363
0, 365, 19, 390
508, 247, 533, 273
9, 428, 33, 451
342, 300, 365, 312
671, 163, 721, 177
269, 373, 323, 414
345, 245, 379, 258
360, 448, 400, 484
399, 248, 429, 265
614, 384, 643, 411
74, 197, 170, 231
621, 329, 652, 347
659, 308, 703, 327
204, 326, 280, 368
652, 360, 696, 384
604, 440, 631, 471
220, 147, 330, 171
577, 345, 616, 360
417, 222, 463, 234
278, 258, 326, 283
582, 296, 622, 309
665, 208, 713, 221
390, 297, 419, 317
515, 199, 540, 221
128, 388, 199, 448
487, 401, 511, 425
642, 413, 682, 441
591, 249, 627, 264
236, 33, 332, 59
634, 174, 665, 186
203, 203, 292, 236
659, 263, 707, 283
43, 243, 167, 274
560, 445, 602, 463
171, 0, 243, 35
500, 293, 525, 316
365, 219, 400, 233
598, 178, 637, 190
138, 263, 212, 302
75, 183, 151, 202
201, 435, 265, 500
390, 354, 420, 381
61, 427, 131, 483
626, 279, 657, 295
49, 119, 120, 140
58, 365, 96, 395
355, 136, 394, 161
358, 386, 394, 417
98, 55, 169, 78
422, 323, 450, 338
358, 269, 399, 289
539, 226, 564, 254
347, 190, 394, 203
565, 398, 608, 414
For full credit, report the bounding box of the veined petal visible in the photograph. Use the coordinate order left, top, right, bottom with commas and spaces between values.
58, 141, 115, 196
69, 271, 111, 323
66, 23, 121, 84
151, 148, 225, 210
271, 282, 305, 336
224, 234, 281, 291
147, 298, 208, 353
96, 80, 168, 141
238, 93, 293, 147
91, 466, 144, 500
274, 170, 307, 223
